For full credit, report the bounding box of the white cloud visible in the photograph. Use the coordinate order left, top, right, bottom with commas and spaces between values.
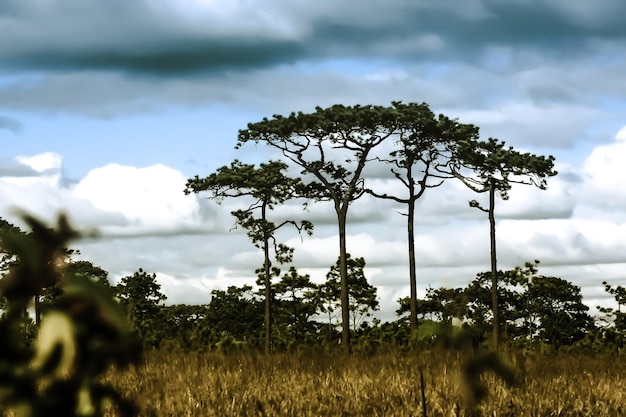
3, 152, 63, 187
579, 126, 626, 209
72, 163, 202, 234
0, 153, 124, 228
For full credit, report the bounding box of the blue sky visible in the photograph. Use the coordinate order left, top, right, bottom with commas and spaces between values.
1, 0, 625, 321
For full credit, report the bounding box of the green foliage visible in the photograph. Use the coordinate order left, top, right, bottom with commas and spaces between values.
201, 285, 263, 344
160, 304, 209, 350
184, 159, 313, 263
599, 281, 626, 333
185, 159, 313, 353
114, 268, 167, 348
465, 268, 527, 339
448, 136, 558, 198
318, 254, 379, 330
465, 262, 594, 348
527, 276, 593, 348
237, 103, 401, 351
0, 214, 141, 417
0, 217, 28, 275
273, 267, 319, 346
446, 130, 557, 350
396, 295, 443, 321
365, 102, 481, 330
66, 260, 111, 288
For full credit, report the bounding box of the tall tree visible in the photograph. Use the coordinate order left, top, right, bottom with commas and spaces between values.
185, 160, 312, 354
366, 102, 479, 330
237, 103, 397, 352
445, 137, 557, 350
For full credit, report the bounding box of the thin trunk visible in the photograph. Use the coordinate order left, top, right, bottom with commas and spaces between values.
338, 208, 351, 353
262, 203, 272, 355
408, 194, 418, 330
34, 294, 41, 326
35, 294, 41, 325
488, 181, 500, 351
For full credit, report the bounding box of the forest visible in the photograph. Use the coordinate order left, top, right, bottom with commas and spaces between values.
0, 102, 624, 416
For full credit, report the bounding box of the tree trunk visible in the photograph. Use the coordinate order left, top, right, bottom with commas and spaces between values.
488, 181, 500, 351
262, 203, 272, 355
337, 208, 351, 354
34, 294, 41, 325
408, 195, 418, 331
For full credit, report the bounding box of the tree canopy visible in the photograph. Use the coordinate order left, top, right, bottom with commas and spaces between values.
365, 102, 480, 330
185, 159, 313, 353
237, 102, 437, 351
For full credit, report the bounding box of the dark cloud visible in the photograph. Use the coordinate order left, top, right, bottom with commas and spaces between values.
0, 115, 23, 134
3, 39, 305, 77
1, 0, 625, 76
0, 0, 305, 76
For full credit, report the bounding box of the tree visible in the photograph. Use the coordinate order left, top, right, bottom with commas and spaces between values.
114, 268, 167, 348
0, 217, 26, 274
0, 218, 28, 314
465, 268, 527, 341
366, 102, 479, 330
185, 160, 312, 354
237, 103, 398, 352
526, 276, 593, 348
202, 285, 263, 344
66, 260, 111, 288
396, 294, 444, 322
596, 281, 626, 352
599, 281, 626, 332
273, 267, 319, 346
445, 137, 557, 350
161, 304, 208, 350
319, 254, 379, 331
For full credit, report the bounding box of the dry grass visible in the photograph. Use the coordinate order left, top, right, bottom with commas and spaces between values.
102, 349, 625, 417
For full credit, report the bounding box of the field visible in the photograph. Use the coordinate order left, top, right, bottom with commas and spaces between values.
103, 349, 625, 417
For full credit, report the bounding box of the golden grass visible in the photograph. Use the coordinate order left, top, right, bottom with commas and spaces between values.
102, 350, 625, 417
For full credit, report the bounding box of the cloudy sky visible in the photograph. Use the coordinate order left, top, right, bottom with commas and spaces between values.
1, 0, 625, 322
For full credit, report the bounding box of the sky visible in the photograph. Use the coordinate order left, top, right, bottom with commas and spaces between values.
1, 0, 625, 322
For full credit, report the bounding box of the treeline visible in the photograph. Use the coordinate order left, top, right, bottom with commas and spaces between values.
115, 261, 626, 354
4, 221, 621, 355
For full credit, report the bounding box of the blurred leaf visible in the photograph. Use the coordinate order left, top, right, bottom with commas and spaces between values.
31, 311, 76, 381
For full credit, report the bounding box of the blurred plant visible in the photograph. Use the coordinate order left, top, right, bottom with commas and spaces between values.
0, 213, 142, 417
417, 321, 518, 413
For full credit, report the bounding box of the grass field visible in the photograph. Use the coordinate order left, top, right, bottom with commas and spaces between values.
103, 349, 625, 417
